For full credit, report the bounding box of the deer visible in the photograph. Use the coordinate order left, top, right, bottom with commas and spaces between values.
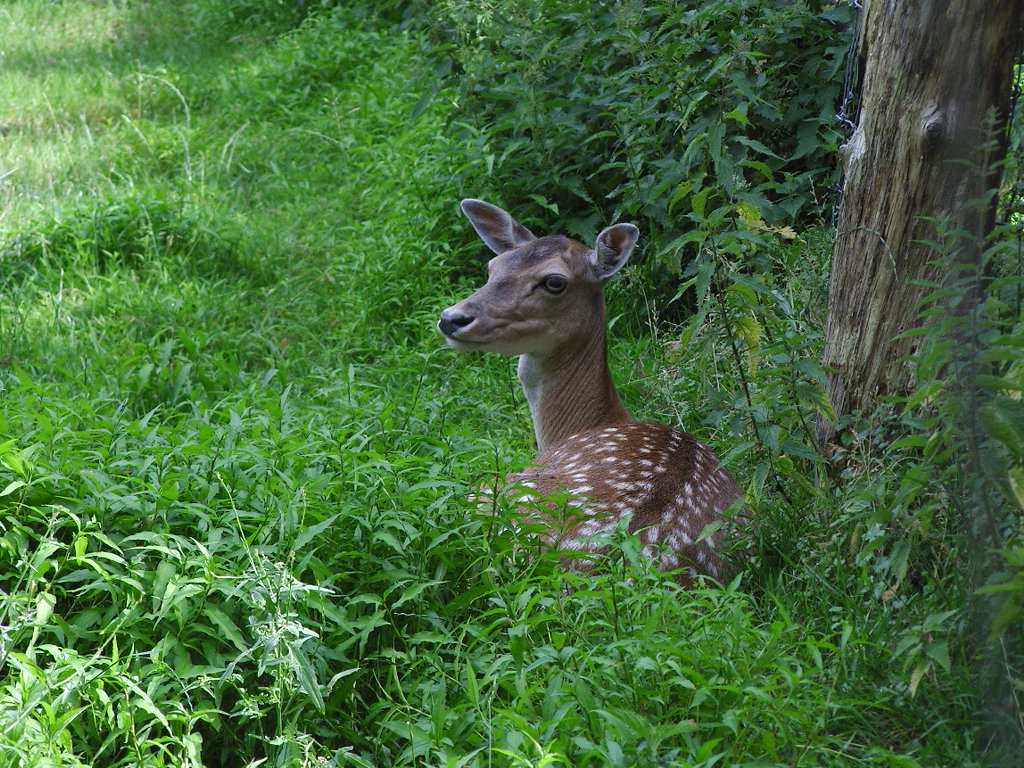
437, 199, 745, 586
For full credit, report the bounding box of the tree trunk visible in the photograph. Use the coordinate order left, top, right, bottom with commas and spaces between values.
817, 1, 1024, 443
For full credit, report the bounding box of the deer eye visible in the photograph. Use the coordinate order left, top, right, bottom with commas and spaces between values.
542, 275, 568, 294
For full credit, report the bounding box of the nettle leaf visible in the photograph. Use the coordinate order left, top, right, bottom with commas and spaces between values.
909, 660, 930, 698
979, 396, 1024, 461
729, 271, 773, 298
739, 159, 775, 182
1009, 467, 1024, 510
976, 374, 1024, 392
691, 187, 713, 218
723, 106, 751, 126
732, 134, 783, 160
990, 584, 1023, 637
790, 122, 822, 161
732, 313, 762, 351
736, 201, 762, 229
796, 381, 836, 422
668, 180, 696, 213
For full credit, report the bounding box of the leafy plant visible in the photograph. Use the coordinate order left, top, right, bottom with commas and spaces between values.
0, 1, 1013, 766
399, 0, 854, 291
0, 195, 241, 286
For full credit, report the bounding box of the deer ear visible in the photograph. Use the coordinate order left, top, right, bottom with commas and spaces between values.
592, 223, 639, 280
461, 199, 536, 254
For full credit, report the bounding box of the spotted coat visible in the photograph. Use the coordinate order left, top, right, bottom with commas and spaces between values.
502, 422, 744, 585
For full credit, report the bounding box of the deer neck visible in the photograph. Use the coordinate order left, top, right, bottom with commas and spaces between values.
517, 324, 631, 452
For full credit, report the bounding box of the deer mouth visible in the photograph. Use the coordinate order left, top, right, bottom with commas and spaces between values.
442, 334, 486, 350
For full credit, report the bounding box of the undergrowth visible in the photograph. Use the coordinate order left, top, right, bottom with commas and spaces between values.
0, 1, 1020, 767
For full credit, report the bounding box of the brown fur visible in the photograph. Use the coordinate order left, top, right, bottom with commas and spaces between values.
439, 200, 745, 585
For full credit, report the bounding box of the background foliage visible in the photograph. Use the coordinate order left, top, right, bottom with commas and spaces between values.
0, 1, 1021, 766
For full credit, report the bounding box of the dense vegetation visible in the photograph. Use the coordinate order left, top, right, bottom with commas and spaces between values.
0, 1, 1021, 766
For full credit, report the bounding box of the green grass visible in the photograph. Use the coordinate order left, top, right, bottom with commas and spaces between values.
0, 2, 1013, 767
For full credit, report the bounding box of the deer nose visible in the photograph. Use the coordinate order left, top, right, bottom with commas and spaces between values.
438, 309, 475, 337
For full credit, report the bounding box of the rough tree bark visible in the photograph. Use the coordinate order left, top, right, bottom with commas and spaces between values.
817, 1, 1024, 443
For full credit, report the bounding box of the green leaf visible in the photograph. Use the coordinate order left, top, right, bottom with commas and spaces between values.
976, 374, 1024, 392
735, 201, 761, 228
923, 639, 951, 673
733, 135, 783, 159
729, 272, 772, 296
979, 397, 1024, 460
723, 107, 751, 125
665, 229, 709, 258
464, 659, 479, 702
1008, 467, 1024, 511
525, 194, 558, 214
669, 180, 696, 212
732, 314, 762, 351
738, 159, 774, 181
124, 677, 171, 730
692, 187, 712, 218
34, 592, 56, 625
153, 560, 177, 617
294, 512, 342, 550
908, 660, 930, 697
1, 447, 27, 477
697, 519, 725, 543
0, 480, 27, 497
204, 605, 247, 652
290, 647, 325, 713
890, 435, 927, 450
991, 594, 1023, 637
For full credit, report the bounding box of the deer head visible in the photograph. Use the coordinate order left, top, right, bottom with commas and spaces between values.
439, 200, 640, 451
438, 199, 639, 358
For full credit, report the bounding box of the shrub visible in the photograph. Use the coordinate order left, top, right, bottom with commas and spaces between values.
405, 1, 854, 277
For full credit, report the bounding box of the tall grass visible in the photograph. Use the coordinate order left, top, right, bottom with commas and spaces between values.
0, 1, 1018, 766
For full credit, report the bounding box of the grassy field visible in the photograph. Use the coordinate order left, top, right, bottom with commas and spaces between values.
0, 2, 1016, 766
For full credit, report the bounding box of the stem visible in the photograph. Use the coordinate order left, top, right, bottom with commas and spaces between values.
711, 261, 797, 507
